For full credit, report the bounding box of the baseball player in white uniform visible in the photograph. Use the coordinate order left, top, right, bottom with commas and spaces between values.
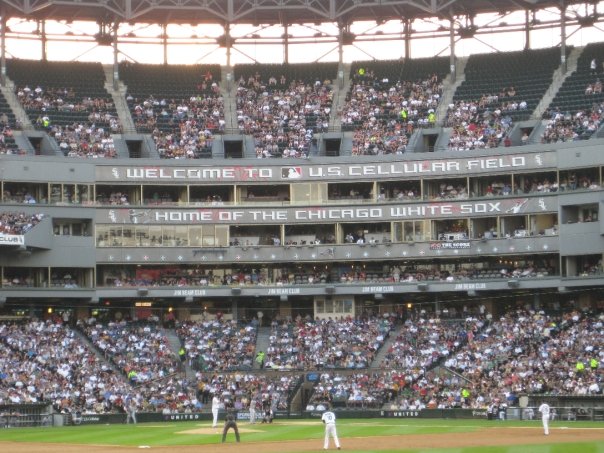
212, 394, 221, 428
321, 409, 341, 450
249, 397, 257, 424
538, 402, 550, 435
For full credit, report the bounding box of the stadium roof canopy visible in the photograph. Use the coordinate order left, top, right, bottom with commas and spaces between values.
0, 0, 595, 25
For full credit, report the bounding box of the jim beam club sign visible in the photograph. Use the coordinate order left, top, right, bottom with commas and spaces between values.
102, 197, 553, 225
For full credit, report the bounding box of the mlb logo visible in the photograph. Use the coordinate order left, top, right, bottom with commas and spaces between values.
282, 167, 302, 179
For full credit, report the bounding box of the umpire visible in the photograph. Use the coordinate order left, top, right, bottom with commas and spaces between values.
221, 403, 240, 443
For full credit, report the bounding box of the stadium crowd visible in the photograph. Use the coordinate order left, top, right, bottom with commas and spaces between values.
0, 211, 45, 235
0, 319, 131, 413
100, 261, 558, 289
49, 122, 118, 158
341, 72, 442, 156
382, 315, 486, 376
125, 71, 224, 159
445, 99, 515, 151
541, 104, 604, 143
81, 320, 180, 383
0, 305, 601, 418
177, 319, 258, 371
393, 308, 603, 410
0, 125, 23, 155
264, 315, 393, 370
305, 372, 387, 409
235, 74, 332, 158
5, 55, 604, 160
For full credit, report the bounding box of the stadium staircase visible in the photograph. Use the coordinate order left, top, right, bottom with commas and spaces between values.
142, 134, 161, 158
368, 324, 400, 369
532, 46, 584, 120
434, 57, 468, 126
596, 121, 604, 139
11, 130, 36, 154
431, 365, 474, 385
329, 62, 352, 130
102, 64, 137, 134
162, 327, 194, 378
242, 135, 257, 158
544, 42, 604, 114
220, 65, 238, 133
0, 79, 33, 129
71, 326, 123, 376
432, 127, 453, 152
253, 326, 271, 370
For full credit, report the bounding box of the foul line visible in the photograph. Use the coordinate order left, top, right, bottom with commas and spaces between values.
281, 421, 604, 431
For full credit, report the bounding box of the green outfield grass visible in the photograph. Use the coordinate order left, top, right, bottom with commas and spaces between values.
0, 418, 603, 452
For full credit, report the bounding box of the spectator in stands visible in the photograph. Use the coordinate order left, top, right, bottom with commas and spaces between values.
342, 73, 442, 155
50, 122, 117, 158
0, 212, 44, 235
177, 318, 257, 371
541, 105, 604, 143
446, 100, 513, 151
236, 77, 332, 158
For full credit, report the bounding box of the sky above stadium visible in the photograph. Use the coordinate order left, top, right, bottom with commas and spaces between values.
4, 5, 604, 64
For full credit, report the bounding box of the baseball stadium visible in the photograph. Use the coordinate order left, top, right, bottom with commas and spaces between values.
0, 1, 603, 452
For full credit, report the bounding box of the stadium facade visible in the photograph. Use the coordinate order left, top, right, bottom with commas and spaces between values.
1, 112, 603, 321
0, 3, 602, 324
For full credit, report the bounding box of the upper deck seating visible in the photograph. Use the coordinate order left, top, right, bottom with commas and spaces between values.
8, 59, 119, 131
542, 42, 604, 142
233, 62, 337, 158
446, 48, 561, 150
548, 42, 604, 113
453, 47, 561, 122
343, 57, 449, 155
120, 63, 223, 159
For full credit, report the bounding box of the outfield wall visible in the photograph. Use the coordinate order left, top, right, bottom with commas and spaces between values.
14, 406, 601, 428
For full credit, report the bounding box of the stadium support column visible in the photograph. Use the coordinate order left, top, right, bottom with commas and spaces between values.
231, 298, 238, 322
403, 19, 411, 60
40, 20, 47, 62
0, 14, 5, 86
524, 9, 531, 50
449, 18, 456, 83
560, 2, 567, 72
533, 292, 540, 311
338, 24, 344, 66
225, 23, 232, 68
162, 23, 168, 65
113, 21, 119, 91
217, 24, 232, 67
284, 23, 289, 64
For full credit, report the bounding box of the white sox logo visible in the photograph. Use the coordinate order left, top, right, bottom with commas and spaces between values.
538, 198, 546, 211
505, 198, 529, 214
